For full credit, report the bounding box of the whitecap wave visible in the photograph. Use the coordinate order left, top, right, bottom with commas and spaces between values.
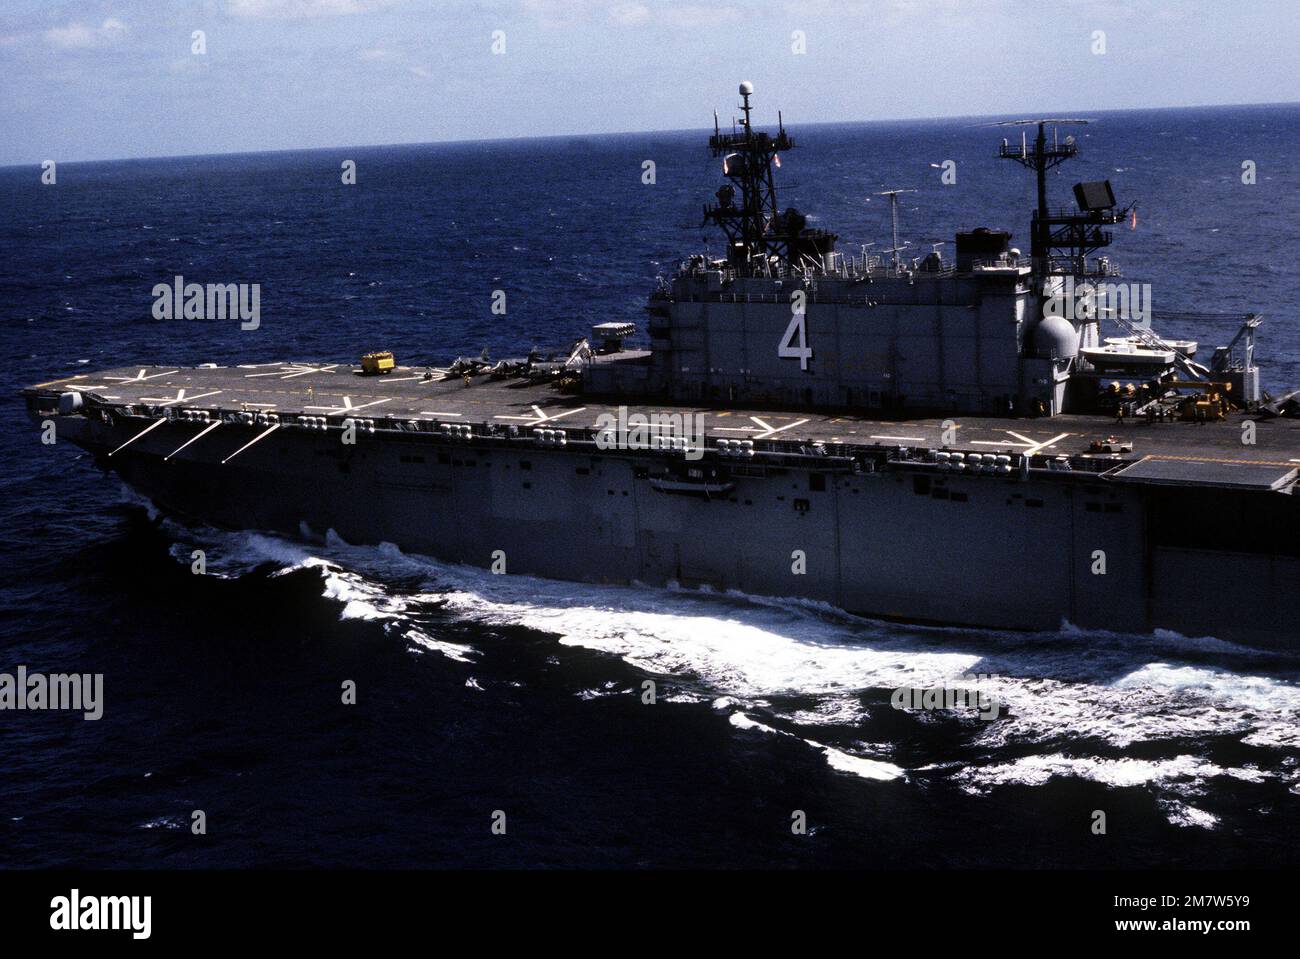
151, 522, 1300, 810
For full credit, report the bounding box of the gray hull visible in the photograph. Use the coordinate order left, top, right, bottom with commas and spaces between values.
62, 414, 1300, 650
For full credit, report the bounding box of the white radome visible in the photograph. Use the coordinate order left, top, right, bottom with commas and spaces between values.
739, 81, 754, 95
1033, 315, 1080, 359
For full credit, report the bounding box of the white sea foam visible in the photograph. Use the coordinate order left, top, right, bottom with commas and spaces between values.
727, 710, 905, 781
956, 753, 1266, 827
404, 628, 474, 663
819, 745, 904, 782
729, 712, 781, 735
153, 522, 1300, 807
1159, 800, 1221, 829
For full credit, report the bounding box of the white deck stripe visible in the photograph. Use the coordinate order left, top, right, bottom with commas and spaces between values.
104, 369, 178, 383
279, 366, 339, 379
139, 389, 223, 407
714, 416, 810, 440
752, 417, 809, 439
302, 397, 393, 416
1020, 432, 1071, 455
972, 431, 1072, 455
493, 406, 586, 425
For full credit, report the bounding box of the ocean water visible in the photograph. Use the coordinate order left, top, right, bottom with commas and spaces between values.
1, 104, 1297, 868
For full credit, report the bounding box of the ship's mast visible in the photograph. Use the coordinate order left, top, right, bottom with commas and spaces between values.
995, 119, 1083, 273
994, 118, 1133, 280
703, 81, 799, 268
874, 188, 916, 273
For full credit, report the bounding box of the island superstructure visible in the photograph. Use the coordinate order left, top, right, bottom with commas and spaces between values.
24, 83, 1299, 649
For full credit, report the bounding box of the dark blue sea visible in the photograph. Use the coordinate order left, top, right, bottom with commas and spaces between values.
1, 105, 1298, 869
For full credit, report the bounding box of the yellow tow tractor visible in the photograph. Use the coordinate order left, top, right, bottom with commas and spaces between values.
360, 350, 395, 375
1171, 380, 1232, 422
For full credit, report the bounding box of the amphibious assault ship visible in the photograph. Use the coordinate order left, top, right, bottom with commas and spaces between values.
24, 83, 1300, 648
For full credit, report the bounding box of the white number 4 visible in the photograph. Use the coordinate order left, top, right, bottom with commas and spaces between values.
779, 312, 812, 371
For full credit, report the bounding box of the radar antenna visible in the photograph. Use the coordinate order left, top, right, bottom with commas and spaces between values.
991, 118, 1133, 279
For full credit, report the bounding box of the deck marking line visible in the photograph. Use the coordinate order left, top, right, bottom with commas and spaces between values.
715, 416, 811, 439
280, 365, 339, 379
995, 430, 1072, 455
493, 406, 586, 425
105, 369, 178, 383
29, 376, 83, 389
244, 364, 339, 380
750, 417, 810, 440
139, 389, 223, 408
302, 397, 393, 416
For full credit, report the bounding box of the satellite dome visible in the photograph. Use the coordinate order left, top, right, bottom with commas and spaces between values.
739, 81, 754, 95
1033, 315, 1079, 359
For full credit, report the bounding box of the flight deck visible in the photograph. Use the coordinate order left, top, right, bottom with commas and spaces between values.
25, 361, 1300, 493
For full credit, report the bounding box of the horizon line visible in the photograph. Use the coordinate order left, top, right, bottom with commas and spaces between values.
4, 97, 1298, 172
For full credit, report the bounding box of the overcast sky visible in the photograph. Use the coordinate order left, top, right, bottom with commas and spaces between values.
2, 0, 1296, 165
